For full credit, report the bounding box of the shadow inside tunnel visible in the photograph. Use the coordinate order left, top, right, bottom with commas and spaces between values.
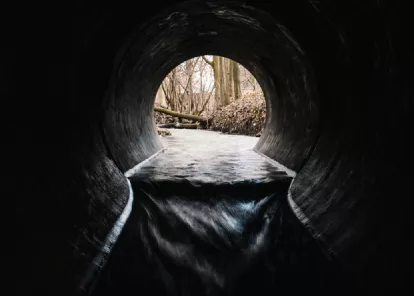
87, 176, 352, 296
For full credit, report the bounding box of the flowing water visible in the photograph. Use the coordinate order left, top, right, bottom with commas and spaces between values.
88, 129, 341, 296
126, 129, 293, 183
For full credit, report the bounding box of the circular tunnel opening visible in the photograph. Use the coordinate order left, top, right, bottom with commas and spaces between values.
153, 55, 266, 138
150, 55, 269, 180
103, 1, 319, 175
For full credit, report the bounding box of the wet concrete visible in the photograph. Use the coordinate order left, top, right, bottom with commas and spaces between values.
87, 130, 348, 296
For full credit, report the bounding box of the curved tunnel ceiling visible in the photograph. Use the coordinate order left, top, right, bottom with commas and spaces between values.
105, 1, 319, 173
15, 0, 413, 295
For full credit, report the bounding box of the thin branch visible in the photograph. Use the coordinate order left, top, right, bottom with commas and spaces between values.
198, 83, 215, 114
202, 55, 213, 66
161, 82, 172, 109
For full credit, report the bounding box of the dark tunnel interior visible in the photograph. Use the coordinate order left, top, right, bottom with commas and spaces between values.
14, 0, 413, 295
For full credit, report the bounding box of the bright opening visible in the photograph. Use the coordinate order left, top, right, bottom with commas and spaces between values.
154, 56, 265, 137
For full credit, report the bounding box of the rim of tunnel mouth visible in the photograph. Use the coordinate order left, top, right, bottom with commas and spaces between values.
99, 1, 322, 257
103, 1, 320, 175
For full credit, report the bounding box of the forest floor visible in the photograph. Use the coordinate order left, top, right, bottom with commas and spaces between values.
154, 90, 266, 136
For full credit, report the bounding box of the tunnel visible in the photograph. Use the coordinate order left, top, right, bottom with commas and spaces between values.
15, 0, 413, 295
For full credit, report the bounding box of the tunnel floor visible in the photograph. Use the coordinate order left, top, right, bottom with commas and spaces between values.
88, 130, 344, 296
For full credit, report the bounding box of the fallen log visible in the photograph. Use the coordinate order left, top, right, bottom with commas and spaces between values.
174, 123, 199, 129
156, 122, 199, 129
154, 106, 208, 122
157, 123, 176, 128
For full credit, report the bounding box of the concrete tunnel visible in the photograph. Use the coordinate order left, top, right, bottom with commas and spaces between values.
15, 0, 413, 295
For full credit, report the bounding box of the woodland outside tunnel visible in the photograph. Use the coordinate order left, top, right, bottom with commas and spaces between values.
15, 0, 413, 295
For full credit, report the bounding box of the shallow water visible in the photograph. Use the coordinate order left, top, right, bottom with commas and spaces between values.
127, 129, 289, 184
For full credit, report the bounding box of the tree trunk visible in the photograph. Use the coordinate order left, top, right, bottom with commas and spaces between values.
157, 122, 199, 129
232, 61, 241, 100
229, 60, 234, 100
212, 56, 221, 106
157, 123, 176, 128
154, 106, 208, 122
175, 123, 199, 129
185, 60, 194, 113
219, 57, 230, 106
205, 56, 232, 107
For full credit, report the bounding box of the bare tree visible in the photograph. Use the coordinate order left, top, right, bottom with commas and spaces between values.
203, 56, 230, 106
231, 60, 241, 100
155, 55, 259, 116
241, 67, 257, 91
